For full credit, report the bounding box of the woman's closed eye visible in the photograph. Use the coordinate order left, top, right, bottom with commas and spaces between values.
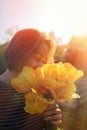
35, 54, 47, 63
35, 54, 42, 60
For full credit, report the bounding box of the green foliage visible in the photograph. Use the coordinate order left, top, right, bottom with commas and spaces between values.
0, 43, 7, 74
59, 76, 87, 130
59, 100, 87, 130
67, 36, 87, 49
54, 45, 67, 63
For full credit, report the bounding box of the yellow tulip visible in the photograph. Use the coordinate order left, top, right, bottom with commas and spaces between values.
11, 62, 84, 114
24, 92, 48, 114
63, 62, 84, 81
11, 66, 37, 93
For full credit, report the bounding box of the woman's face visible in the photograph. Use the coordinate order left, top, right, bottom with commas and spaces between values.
25, 42, 53, 69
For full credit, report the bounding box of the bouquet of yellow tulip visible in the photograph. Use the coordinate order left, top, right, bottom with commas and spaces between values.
11, 62, 84, 114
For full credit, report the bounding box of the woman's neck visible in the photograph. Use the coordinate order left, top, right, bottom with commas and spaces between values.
0, 69, 18, 85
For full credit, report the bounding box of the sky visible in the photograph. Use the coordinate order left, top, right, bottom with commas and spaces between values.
0, 0, 87, 44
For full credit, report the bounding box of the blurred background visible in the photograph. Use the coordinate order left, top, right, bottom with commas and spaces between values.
0, 0, 87, 130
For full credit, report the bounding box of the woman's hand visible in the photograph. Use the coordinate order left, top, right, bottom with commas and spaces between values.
43, 104, 62, 126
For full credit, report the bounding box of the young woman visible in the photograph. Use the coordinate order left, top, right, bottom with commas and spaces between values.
0, 29, 62, 130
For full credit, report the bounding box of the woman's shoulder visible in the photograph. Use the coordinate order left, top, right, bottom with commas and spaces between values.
0, 80, 44, 130
0, 80, 16, 94
0, 80, 24, 105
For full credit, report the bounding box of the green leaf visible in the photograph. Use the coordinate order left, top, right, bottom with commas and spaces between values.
44, 121, 63, 130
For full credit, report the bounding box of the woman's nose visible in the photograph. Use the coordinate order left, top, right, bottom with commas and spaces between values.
36, 61, 44, 68
38, 62, 43, 67
34, 62, 44, 69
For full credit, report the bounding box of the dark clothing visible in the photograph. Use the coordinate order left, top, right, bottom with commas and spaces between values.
0, 81, 44, 130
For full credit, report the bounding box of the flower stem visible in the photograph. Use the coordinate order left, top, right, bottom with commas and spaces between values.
44, 121, 62, 130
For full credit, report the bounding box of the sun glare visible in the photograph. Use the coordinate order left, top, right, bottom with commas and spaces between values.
0, 0, 87, 44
